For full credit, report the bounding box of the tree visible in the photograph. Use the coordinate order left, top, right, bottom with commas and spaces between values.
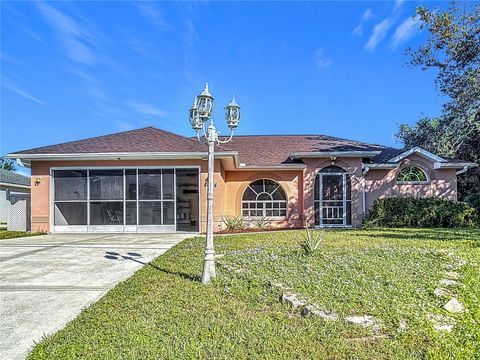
396, 1, 480, 202
0, 158, 16, 171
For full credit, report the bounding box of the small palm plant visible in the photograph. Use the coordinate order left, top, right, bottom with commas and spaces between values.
295, 224, 327, 255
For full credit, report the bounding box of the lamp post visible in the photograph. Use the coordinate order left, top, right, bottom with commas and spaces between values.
189, 83, 241, 285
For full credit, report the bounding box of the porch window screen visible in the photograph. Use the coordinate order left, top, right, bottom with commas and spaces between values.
242, 179, 287, 218
53, 170, 88, 225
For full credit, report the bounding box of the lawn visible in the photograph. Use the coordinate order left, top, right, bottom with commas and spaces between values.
28, 228, 480, 359
0, 229, 44, 240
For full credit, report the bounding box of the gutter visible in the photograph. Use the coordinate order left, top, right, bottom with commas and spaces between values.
0, 182, 31, 190
237, 164, 306, 171
433, 162, 478, 170
7, 151, 239, 166
361, 166, 370, 217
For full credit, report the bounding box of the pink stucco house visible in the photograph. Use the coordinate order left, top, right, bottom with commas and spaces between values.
7, 127, 477, 233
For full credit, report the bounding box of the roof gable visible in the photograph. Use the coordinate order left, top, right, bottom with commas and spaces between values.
387, 146, 446, 163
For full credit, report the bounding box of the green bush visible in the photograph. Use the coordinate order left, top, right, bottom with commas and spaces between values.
221, 214, 244, 231
366, 197, 478, 228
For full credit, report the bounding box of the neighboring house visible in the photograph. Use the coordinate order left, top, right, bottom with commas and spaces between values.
0, 169, 31, 230
6, 127, 477, 233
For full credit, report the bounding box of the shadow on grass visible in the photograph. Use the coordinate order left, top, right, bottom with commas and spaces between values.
104, 251, 201, 282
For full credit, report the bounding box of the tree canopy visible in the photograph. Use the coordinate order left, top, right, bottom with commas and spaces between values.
396, 1, 480, 201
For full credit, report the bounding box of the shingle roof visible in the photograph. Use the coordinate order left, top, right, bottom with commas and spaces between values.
220, 134, 400, 166
0, 169, 31, 187
10, 127, 229, 155
9, 126, 405, 166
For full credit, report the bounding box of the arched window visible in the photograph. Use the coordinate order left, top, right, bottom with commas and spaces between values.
396, 166, 428, 183
242, 179, 287, 218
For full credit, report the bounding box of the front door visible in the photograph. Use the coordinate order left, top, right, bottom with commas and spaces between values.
315, 171, 351, 227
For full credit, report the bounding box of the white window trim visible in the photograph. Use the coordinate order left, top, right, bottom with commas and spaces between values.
396, 166, 430, 184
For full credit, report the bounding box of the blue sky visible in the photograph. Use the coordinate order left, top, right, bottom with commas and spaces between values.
2, 0, 449, 167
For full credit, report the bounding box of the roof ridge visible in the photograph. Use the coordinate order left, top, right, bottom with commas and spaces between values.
224, 133, 390, 148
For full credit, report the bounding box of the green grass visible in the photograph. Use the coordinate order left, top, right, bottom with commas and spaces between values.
0, 229, 45, 240
28, 228, 480, 359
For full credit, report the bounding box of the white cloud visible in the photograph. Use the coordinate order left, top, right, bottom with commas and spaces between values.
353, 23, 363, 36
353, 8, 374, 36
129, 102, 168, 118
362, 8, 374, 21
36, 2, 95, 65
3, 79, 47, 106
394, 0, 405, 12
134, 3, 170, 30
314, 48, 332, 69
365, 18, 393, 51
391, 15, 420, 48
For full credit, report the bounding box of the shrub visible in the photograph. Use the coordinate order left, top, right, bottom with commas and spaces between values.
222, 215, 244, 231
366, 197, 478, 228
295, 225, 327, 255
246, 216, 272, 230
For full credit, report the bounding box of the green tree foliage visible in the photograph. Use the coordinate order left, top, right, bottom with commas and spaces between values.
0, 158, 16, 171
396, 2, 480, 200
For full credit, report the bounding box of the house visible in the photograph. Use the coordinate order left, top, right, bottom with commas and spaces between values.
0, 169, 31, 230
6, 127, 477, 233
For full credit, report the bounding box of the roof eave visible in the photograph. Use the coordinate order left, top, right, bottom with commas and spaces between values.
236, 164, 306, 171
290, 151, 381, 159
7, 151, 239, 166
362, 163, 399, 169
433, 162, 478, 169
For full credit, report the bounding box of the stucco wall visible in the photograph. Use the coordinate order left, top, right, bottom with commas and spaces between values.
303, 158, 364, 228
224, 170, 303, 228
365, 153, 458, 212
30, 152, 459, 233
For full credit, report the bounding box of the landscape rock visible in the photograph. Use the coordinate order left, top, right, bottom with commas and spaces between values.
428, 314, 455, 333
398, 319, 407, 331
301, 304, 339, 321
444, 271, 460, 280
434, 288, 452, 299
433, 323, 453, 332
345, 315, 379, 329
439, 279, 458, 287
281, 293, 307, 309
443, 298, 465, 314
270, 282, 292, 292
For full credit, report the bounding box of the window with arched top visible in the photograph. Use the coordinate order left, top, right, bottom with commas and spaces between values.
242, 179, 287, 218
396, 166, 428, 183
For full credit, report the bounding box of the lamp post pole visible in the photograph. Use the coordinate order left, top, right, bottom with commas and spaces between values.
189, 83, 241, 285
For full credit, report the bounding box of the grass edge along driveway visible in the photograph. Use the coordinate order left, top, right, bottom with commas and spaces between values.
28, 228, 480, 359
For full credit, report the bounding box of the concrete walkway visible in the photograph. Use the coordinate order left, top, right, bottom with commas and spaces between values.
0, 233, 191, 360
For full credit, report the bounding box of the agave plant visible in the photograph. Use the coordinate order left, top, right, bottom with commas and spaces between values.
295, 224, 327, 255
222, 214, 244, 231
250, 215, 272, 230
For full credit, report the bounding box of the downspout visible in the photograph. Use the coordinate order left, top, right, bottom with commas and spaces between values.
362, 166, 370, 217
456, 165, 469, 175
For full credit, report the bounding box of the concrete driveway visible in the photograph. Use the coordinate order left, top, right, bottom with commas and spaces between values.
0, 233, 191, 360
